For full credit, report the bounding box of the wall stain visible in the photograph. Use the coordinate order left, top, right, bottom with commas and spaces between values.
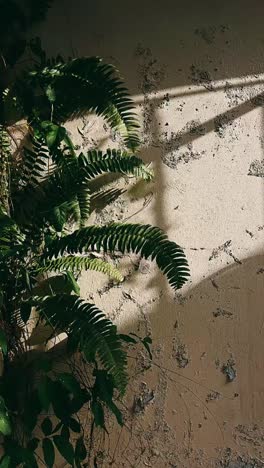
248, 159, 264, 178
190, 64, 214, 91
222, 358, 237, 382
213, 307, 233, 319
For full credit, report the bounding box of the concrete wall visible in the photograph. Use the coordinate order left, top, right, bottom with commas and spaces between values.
38, 1, 264, 466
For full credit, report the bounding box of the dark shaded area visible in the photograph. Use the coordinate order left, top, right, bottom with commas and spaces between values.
0, 0, 53, 123
0, 0, 52, 66
39, 0, 264, 91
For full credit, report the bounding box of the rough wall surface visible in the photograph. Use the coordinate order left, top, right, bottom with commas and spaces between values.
38, 1, 264, 466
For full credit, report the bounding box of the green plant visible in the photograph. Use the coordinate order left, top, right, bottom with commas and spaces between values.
0, 37, 190, 466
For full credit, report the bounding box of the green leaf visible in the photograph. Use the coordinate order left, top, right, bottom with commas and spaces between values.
92, 370, 114, 402
130, 333, 153, 359
41, 121, 66, 149
34, 295, 128, 393
41, 417, 53, 436
27, 438, 39, 451
43, 223, 190, 290
61, 425, 70, 440
51, 421, 63, 434
92, 370, 123, 425
108, 401, 123, 426
0, 455, 10, 468
119, 334, 137, 344
91, 400, 105, 428
53, 435, 74, 465
0, 329, 7, 355
69, 388, 90, 414
38, 256, 124, 282
46, 85, 56, 103
58, 373, 82, 398
143, 336, 152, 344
68, 417, 81, 433
64, 271, 80, 295
142, 336, 152, 360
75, 437, 87, 462
79, 149, 153, 181
49, 380, 71, 423
0, 397, 11, 436
42, 438, 55, 467
28, 57, 141, 149
18, 133, 49, 192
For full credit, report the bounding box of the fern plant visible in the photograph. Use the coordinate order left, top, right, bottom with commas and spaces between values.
0, 37, 190, 467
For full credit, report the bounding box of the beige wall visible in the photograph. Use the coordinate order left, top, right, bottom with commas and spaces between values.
38, 1, 264, 466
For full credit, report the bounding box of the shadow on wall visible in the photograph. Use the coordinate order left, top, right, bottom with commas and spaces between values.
102, 252, 264, 467
111, 125, 264, 466
49, 251, 264, 467
39, 0, 264, 91
139, 89, 264, 166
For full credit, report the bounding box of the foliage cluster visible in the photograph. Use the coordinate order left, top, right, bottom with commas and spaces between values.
0, 16, 189, 467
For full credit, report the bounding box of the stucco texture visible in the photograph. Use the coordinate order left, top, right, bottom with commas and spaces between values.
37, 1, 264, 466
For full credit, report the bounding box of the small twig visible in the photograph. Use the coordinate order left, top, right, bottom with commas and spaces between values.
50, 103, 54, 123
123, 192, 153, 222
154, 360, 224, 442
110, 424, 124, 464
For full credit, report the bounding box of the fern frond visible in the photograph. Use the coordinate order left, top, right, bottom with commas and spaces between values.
90, 188, 124, 213
20, 133, 50, 189
13, 151, 152, 227
48, 198, 81, 232
43, 224, 190, 290
28, 57, 140, 150
19, 223, 44, 253
0, 126, 11, 211
77, 185, 90, 228
0, 210, 24, 256
36, 256, 124, 282
79, 149, 153, 181
13, 165, 76, 227
30, 294, 128, 392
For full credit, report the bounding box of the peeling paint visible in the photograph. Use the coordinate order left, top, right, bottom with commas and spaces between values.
222, 358, 237, 382
172, 342, 190, 368
213, 307, 233, 318
248, 159, 264, 178
190, 64, 214, 91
